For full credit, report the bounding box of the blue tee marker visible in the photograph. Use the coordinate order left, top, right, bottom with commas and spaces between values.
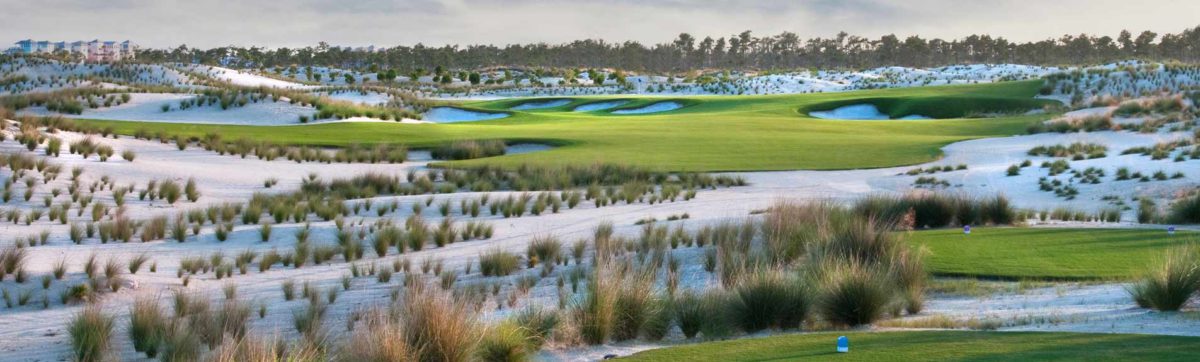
1168, 226, 1175, 235
964, 225, 971, 235
837, 336, 849, 353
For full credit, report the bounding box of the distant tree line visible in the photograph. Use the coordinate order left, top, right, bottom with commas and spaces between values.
136, 26, 1200, 72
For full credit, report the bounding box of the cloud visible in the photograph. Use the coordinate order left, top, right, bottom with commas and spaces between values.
1, 0, 1196, 48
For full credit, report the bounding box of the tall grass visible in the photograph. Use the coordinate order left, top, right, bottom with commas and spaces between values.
395, 284, 482, 362
68, 305, 114, 362
430, 140, 506, 160
729, 270, 808, 332
479, 249, 521, 276
853, 193, 1015, 228
130, 296, 166, 357
1129, 246, 1200, 311
814, 259, 896, 327
477, 320, 535, 362
340, 312, 415, 361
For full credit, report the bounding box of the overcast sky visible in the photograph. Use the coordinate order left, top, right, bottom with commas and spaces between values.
3, 0, 1198, 49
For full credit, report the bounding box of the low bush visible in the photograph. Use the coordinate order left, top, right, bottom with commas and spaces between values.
1129, 247, 1200, 311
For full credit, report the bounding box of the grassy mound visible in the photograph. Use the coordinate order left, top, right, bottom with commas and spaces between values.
622, 331, 1200, 361
908, 227, 1199, 280
801, 94, 1052, 119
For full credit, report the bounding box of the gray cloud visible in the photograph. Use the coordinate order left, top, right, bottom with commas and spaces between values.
1, 0, 1196, 48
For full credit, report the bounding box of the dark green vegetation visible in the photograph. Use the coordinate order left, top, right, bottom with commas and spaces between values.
62, 81, 1052, 172
622, 331, 1200, 362
136, 27, 1200, 72
908, 227, 1200, 280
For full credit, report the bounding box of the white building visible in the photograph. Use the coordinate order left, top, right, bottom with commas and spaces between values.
10, 39, 137, 61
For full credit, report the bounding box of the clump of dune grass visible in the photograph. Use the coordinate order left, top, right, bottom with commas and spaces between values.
128, 253, 150, 274
853, 193, 1014, 228
1166, 192, 1200, 224
340, 311, 415, 361
527, 235, 562, 267
479, 249, 521, 276
729, 270, 809, 332
210, 336, 322, 362
69, 305, 114, 362
430, 140, 506, 160
395, 284, 482, 362
477, 320, 535, 361
1129, 246, 1200, 311
815, 259, 896, 327
130, 296, 166, 357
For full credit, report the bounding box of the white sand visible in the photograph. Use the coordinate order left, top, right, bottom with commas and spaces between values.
186, 65, 314, 89
423, 107, 510, 123
809, 104, 931, 120
573, 100, 630, 112
610, 102, 683, 114
509, 99, 572, 110
19, 93, 318, 125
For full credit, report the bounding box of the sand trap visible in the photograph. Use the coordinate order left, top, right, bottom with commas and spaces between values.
610, 101, 683, 114
809, 104, 931, 120
423, 107, 509, 123
509, 99, 572, 111
573, 100, 630, 112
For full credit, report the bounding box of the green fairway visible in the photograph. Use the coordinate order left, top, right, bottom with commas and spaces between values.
68, 81, 1052, 172
908, 227, 1199, 280
622, 331, 1200, 361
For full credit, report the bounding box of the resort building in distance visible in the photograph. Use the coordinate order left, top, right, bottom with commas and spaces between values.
9, 39, 137, 62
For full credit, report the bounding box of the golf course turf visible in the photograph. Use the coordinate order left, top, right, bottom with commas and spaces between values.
908, 227, 1199, 280
65, 81, 1053, 172
621, 331, 1200, 361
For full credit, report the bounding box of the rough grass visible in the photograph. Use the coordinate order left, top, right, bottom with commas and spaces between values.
1129, 246, 1200, 311
622, 331, 1200, 361
65, 81, 1050, 172
68, 305, 114, 362
909, 227, 1200, 280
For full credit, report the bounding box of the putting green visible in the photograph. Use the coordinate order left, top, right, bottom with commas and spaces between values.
67, 81, 1053, 172
907, 227, 1199, 280
622, 331, 1200, 361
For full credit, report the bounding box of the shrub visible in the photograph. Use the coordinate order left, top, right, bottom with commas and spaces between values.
730, 270, 809, 332
1129, 247, 1200, 311
160, 180, 182, 204
673, 290, 706, 339
479, 249, 521, 276
575, 260, 621, 344
430, 140, 506, 160
341, 313, 415, 361
1167, 192, 1200, 224
69, 305, 114, 362
816, 260, 896, 327
526, 235, 562, 267
397, 285, 481, 362
512, 307, 559, 349
477, 320, 534, 362
128, 253, 150, 274
130, 296, 166, 357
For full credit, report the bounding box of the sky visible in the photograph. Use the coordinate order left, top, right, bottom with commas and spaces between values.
3, 0, 1199, 49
